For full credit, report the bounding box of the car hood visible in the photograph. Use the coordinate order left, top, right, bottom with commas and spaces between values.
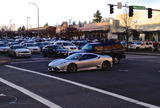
15, 48, 30, 52
27, 46, 39, 49
48, 59, 74, 67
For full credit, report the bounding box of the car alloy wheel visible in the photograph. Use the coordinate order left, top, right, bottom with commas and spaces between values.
67, 63, 77, 73
102, 61, 111, 71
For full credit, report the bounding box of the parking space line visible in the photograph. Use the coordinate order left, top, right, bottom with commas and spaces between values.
5, 65, 160, 108
0, 77, 62, 108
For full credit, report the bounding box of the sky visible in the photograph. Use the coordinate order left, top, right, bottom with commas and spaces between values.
0, 0, 159, 29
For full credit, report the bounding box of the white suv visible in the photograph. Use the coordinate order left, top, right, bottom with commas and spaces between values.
54, 41, 78, 51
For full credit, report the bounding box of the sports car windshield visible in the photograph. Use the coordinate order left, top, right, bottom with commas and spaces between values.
65, 53, 82, 60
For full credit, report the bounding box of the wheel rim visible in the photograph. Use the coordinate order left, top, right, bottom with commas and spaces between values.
68, 65, 76, 72
102, 62, 110, 71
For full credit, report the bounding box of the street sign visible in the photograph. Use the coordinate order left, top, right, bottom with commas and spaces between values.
133, 6, 145, 10
117, 2, 122, 9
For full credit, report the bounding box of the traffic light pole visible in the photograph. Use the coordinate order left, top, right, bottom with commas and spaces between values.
107, 4, 160, 11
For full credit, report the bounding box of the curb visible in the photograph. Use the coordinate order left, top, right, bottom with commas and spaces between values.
126, 52, 160, 56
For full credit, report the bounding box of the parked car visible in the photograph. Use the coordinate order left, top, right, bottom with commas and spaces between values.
23, 43, 41, 53
71, 40, 88, 49
48, 53, 112, 72
42, 45, 69, 58
128, 41, 153, 50
141, 41, 153, 50
8, 42, 19, 46
54, 41, 78, 51
0, 43, 10, 53
128, 41, 142, 50
8, 45, 31, 58
35, 42, 50, 51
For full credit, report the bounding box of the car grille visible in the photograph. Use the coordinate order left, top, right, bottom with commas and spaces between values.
48, 67, 60, 72
20, 51, 29, 53
70, 47, 76, 50
33, 49, 38, 50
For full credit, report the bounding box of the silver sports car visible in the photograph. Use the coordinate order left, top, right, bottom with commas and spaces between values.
48, 53, 112, 72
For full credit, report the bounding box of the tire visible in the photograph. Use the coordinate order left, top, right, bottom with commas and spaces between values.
67, 63, 77, 73
101, 61, 111, 71
113, 57, 120, 64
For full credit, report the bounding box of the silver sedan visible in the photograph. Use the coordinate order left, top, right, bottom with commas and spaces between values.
48, 53, 113, 72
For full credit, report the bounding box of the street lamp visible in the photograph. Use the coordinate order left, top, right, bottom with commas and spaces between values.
26, 17, 30, 30
10, 19, 13, 31
28, 2, 39, 37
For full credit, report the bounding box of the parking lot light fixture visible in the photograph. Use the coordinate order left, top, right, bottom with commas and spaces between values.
28, 2, 39, 37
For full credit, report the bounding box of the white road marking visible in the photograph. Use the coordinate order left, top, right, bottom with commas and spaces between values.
0, 77, 62, 108
5, 65, 160, 108
11, 60, 51, 64
119, 70, 129, 72
0, 94, 6, 96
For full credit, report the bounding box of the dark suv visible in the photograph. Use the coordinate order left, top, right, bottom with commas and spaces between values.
72, 40, 125, 64
42, 45, 69, 58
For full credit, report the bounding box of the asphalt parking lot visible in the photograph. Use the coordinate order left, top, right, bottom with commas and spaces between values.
0, 54, 160, 108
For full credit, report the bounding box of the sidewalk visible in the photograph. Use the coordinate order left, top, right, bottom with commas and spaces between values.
126, 51, 160, 56
0, 56, 11, 66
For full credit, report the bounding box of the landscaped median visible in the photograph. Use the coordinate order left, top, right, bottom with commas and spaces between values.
0, 56, 11, 66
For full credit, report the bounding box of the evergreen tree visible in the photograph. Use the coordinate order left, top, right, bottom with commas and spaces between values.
84, 21, 87, 24
93, 10, 102, 23
78, 21, 84, 27
72, 21, 76, 25
44, 23, 49, 27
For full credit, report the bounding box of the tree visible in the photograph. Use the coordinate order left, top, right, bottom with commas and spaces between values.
78, 21, 84, 27
116, 7, 136, 50
72, 21, 76, 25
44, 23, 49, 27
17, 26, 25, 31
84, 21, 87, 24
93, 10, 102, 23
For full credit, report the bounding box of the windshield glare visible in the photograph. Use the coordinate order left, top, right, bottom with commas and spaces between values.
66, 54, 82, 60
82, 44, 93, 50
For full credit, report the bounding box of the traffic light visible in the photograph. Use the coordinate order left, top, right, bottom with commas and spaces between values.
148, 8, 152, 18
129, 6, 134, 17
110, 5, 114, 14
